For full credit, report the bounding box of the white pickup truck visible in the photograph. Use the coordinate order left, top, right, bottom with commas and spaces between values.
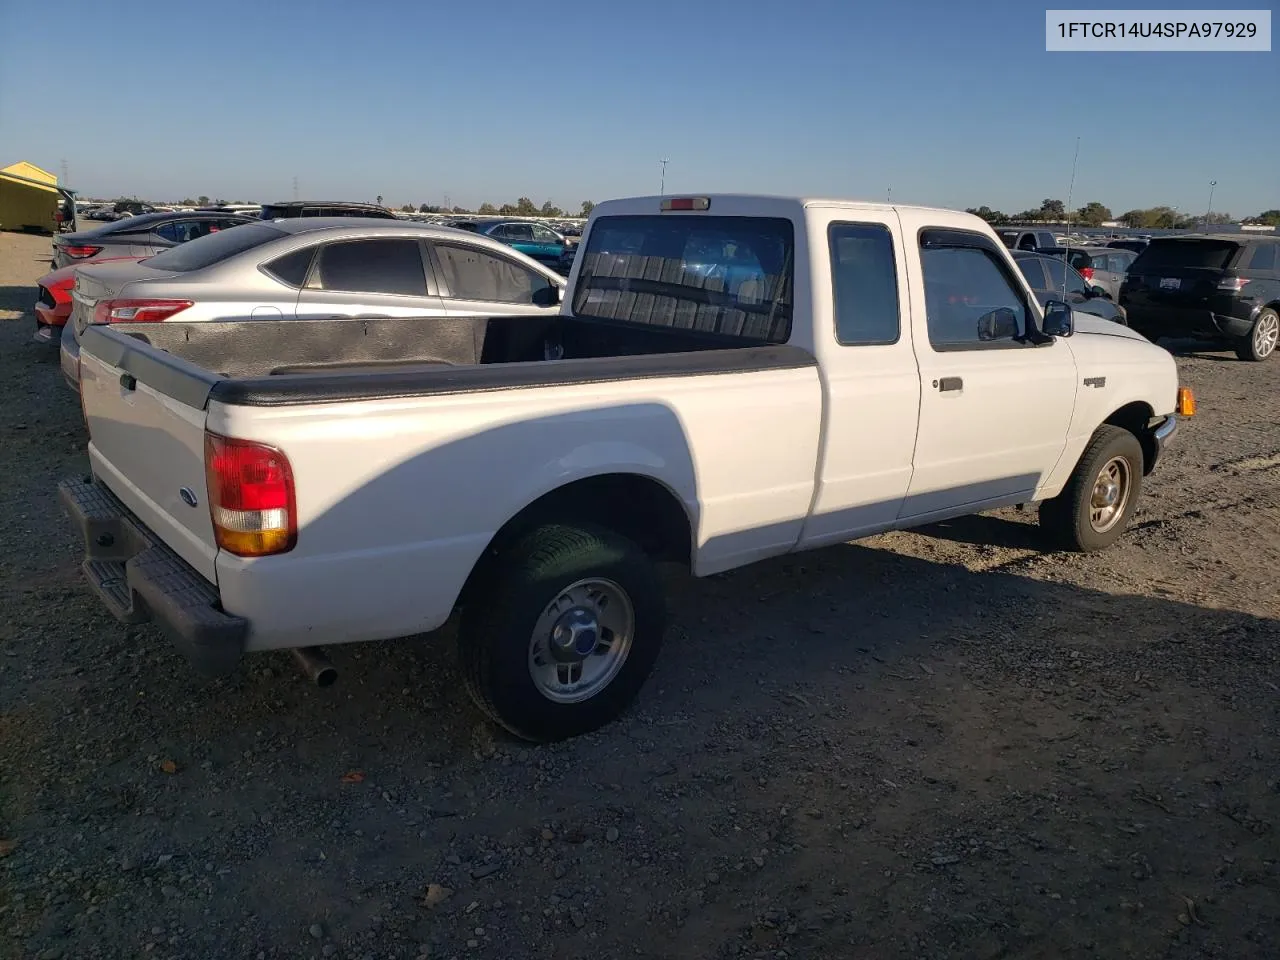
60, 194, 1191, 742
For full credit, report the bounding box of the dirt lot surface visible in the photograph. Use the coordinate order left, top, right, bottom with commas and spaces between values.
1, 229, 1277, 960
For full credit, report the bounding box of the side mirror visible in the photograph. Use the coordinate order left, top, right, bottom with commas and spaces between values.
532, 284, 562, 308
977, 307, 1019, 341
1043, 300, 1074, 338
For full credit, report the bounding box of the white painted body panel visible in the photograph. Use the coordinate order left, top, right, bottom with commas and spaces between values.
208, 364, 822, 650
76, 194, 1182, 655
78, 348, 219, 581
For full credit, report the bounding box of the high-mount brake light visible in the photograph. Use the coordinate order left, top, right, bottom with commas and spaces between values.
204, 433, 297, 557
660, 197, 711, 212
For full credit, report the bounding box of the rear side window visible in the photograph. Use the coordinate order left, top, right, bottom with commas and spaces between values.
313, 239, 427, 296
1247, 243, 1277, 271
434, 244, 549, 303
1016, 257, 1048, 289
1043, 257, 1067, 290
829, 223, 900, 345
263, 247, 315, 287
574, 215, 794, 342
1132, 239, 1241, 271
144, 223, 288, 272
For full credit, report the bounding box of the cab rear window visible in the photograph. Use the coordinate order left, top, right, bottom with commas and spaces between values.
1131, 239, 1240, 272
573, 215, 794, 342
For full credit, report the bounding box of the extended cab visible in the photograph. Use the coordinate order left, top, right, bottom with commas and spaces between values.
60, 195, 1190, 742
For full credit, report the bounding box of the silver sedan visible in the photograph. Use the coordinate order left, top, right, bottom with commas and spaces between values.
61, 218, 567, 388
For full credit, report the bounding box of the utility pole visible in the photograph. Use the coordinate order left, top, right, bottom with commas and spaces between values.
1205, 180, 1217, 227
292, 176, 299, 201
886, 186, 892, 203
60, 159, 69, 185
659, 158, 670, 196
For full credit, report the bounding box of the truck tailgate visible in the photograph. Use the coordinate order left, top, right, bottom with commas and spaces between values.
78, 332, 219, 582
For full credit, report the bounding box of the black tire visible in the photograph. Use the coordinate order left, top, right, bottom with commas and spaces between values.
1234, 307, 1279, 362
457, 523, 665, 742
1039, 425, 1144, 552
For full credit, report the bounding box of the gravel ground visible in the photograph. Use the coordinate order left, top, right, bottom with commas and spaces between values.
1, 229, 1277, 960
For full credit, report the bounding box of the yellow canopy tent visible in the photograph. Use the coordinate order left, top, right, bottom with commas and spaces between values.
0, 161, 68, 233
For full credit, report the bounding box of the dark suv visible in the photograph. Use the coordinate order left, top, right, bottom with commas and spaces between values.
258, 201, 398, 220
1120, 235, 1280, 361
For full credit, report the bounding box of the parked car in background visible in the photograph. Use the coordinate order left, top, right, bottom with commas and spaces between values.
1011, 251, 1127, 324
113, 200, 155, 217
258, 201, 398, 220
51, 211, 258, 269
60, 219, 568, 388
1120, 234, 1280, 361
33, 257, 143, 344
1106, 238, 1149, 254
1062, 247, 1138, 299
995, 228, 1059, 252
452, 219, 567, 266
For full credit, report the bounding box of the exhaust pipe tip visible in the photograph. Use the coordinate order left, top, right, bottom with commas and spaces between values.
291, 647, 337, 687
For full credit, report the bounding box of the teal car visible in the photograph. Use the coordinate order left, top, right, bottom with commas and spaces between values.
460, 219, 566, 266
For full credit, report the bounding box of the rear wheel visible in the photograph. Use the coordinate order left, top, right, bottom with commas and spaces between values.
1235, 308, 1279, 361
458, 523, 665, 742
1040, 425, 1144, 552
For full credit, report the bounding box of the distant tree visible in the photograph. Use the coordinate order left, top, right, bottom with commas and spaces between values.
180, 197, 196, 206
515, 197, 538, 216
579, 200, 595, 217
540, 200, 564, 218
401, 204, 414, 212
1075, 201, 1112, 226
498, 203, 518, 215
451, 205, 471, 215
1202, 212, 1233, 225
197, 195, 210, 205
478, 202, 498, 215
1244, 209, 1280, 226
965, 205, 1008, 225
1040, 198, 1066, 218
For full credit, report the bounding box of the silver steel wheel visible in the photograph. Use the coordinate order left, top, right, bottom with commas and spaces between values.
1253, 312, 1279, 358
1089, 456, 1131, 533
528, 578, 635, 704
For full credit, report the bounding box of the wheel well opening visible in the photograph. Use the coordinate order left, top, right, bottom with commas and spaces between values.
459, 474, 693, 605
1105, 401, 1156, 474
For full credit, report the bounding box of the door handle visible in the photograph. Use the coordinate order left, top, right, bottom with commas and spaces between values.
936, 376, 964, 392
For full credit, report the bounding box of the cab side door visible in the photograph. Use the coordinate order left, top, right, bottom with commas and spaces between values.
898, 220, 1078, 520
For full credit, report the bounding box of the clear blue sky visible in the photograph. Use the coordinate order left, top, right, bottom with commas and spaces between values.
2, 0, 1276, 215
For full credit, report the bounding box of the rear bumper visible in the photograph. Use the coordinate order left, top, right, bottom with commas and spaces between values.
58, 476, 246, 675
59, 321, 80, 390
1122, 298, 1257, 339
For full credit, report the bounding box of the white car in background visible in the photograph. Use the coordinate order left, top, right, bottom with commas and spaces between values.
61, 218, 567, 388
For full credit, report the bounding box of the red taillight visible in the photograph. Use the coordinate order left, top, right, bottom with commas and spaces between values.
204, 433, 297, 557
92, 298, 193, 324
1079, 267, 1094, 281
62, 245, 102, 259
1217, 277, 1251, 292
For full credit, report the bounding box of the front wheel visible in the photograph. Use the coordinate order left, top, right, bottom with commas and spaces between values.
457, 523, 666, 742
1039, 425, 1144, 552
1235, 308, 1279, 362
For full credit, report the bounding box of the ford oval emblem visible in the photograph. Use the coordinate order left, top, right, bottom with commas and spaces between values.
179, 487, 199, 508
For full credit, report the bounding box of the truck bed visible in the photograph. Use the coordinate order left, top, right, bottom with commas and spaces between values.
87, 313, 813, 408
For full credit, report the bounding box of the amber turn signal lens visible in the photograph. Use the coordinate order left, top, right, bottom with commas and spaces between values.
1176, 387, 1196, 417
